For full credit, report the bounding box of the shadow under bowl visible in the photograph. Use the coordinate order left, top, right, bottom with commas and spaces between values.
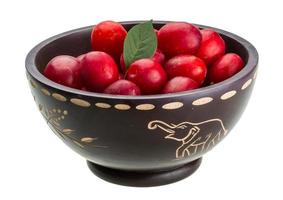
25, 21, 258, 187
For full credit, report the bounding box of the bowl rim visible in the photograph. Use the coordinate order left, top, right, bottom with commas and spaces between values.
25, 20, 258, 100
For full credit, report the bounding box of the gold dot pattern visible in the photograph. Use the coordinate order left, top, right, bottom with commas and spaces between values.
81, 137, 97, 143
136, 104, 155, 110
70, 98, 91, 107
192, 97, 213, 106
114, 104, 131, 110
62, 129, 74, 134
41, 88, 51, 96
241, 79, 252, 90
33, 76, 253, 110
162, 102, 183, 110
52, 93, 67, 102
220, 90, 237, 100
95, 102, 111, 108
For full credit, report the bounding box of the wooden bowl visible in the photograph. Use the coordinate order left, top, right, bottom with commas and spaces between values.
25, 21, 258, 187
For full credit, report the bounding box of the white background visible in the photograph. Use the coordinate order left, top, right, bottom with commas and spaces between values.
0, 0, 282, 199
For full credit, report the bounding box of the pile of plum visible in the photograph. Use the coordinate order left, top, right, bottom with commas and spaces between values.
44, 21, 244, 95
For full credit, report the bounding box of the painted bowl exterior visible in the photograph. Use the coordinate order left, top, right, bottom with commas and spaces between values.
26, 21, 258, 171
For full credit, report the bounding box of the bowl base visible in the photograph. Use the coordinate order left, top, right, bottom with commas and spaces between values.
87, 158, 202, 187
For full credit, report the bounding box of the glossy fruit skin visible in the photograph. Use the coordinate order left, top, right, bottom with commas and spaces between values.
209, 53, 244, 83
165, 55, 207, 85
104, 80, 141, 95
126, 59, 167, 94
91, 21, 127, 62
44, 55, 81, 89
197, 29, 225, 65
77, 54, 86, 62
80, 51, 119, 92
162, 76, 199, 94
152, 49, 165, 65
158, 22, 202, 57
120, 49, 165, 74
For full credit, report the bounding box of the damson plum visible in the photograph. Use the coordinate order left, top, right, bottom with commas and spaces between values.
104, 80, 141, 95
91, 21, 127, 62
126, 59, 167, 94
80, 51, 119, 92
209, 53, 244, 83
165, 55, 207, 85
197, 29, 225, 65
162, 76, 199, 94
158, 22, 201, 57
44, 55, 81, 89
43, 21, 246, 96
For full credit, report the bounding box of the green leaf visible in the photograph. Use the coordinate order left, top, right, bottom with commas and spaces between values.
123, 20, 157, 69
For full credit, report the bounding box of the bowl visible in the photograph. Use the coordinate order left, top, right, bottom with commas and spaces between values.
25, 21, 258, 187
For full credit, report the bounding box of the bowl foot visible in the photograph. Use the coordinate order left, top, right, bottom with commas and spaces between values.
87, 158, 202, 187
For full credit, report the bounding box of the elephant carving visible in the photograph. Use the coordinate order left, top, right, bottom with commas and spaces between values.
148, 119, 228, 159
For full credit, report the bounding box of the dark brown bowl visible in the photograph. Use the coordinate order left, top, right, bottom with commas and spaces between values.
25, 21, 258, 187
